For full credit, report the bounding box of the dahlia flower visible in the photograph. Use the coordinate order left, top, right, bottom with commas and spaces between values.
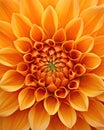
0, 0, 104, 130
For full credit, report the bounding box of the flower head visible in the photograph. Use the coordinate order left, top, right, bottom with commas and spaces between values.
0, 0, 104, 130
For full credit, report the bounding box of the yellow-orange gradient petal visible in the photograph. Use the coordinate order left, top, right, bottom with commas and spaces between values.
82, 100, 104, 127
2, 110, 30, 130
79, 73, 104, 97
97, 92, 104, 102
0, 89, 18, 116
29, 102, 50, 130
58, 102, 77, 128
0, 70, 24, 92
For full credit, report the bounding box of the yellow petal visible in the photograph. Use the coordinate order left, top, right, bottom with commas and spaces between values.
65, 18, 83, 40
0, 0, 19, 22
3, 110, 30, 130
0, 48, 22, 66
0, 70, 24, 92
11, 13, 32, 38
55, 0, 79, 28
18, 87, 35, 110
80, 5, 104, 34
29, 102, 50, 130
82, 100, 104, 127
97, 92, 104, 102
20, 0, 43, 25
58, 102, 77, 128
0, 89, 18, 116
79, 73, 104, 97
42, 6, 58, 38
44, 96, 60, 115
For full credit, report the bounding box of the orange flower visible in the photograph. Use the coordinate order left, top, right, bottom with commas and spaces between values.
0, 0, 104, 130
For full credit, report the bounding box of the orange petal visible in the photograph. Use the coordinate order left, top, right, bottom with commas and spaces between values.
65, 18, 83, 40
58, 102, 77, 128
68, 79, 80, 90
25, 74, 37, 86
79, 73, 104, 97
82, 100, 104, 127
2, 110, 30, 130
0, 0, 19, 22
42, 6, 58, 38
0, 70, 24, 92
55, 87, 69, 98
97, 92, 104, 102
80, 5, 104, 34
0, 48, 22, 66
0, 21, 15, 48
14, 37, 32, 54
0, 89, 18, 116
11, 13, 32, 38
18, 87, 35, 110
29, 102, 50, 130
20, 0, 43, 25
98, 0, 104, 5
55, 0, 79, 28
75, 35, 94, 53
81, 53, 101, 69
44, 96, 60, 115
23, 53, 34, 63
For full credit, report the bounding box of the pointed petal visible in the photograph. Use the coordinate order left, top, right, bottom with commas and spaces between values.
0, 70, 24, 92
0, 48, 22, 66
3, 110, 30, 130
0, 89, 18, 116
82, 100, 104, 127
58, 102, 77, 128
20, 0, 43, 25
29, 102, 50, 130
42, 6, 58, 38
11, 13, 32, 38
79, 73, 104, 97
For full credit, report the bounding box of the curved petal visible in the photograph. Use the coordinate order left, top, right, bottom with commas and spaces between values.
82, 100, 104, 127
29, 102, 50, 130
42, 6, 58, 38
97, 92, 104, 102
79, 73, 104, 97
0, 48, 22, 66
0, 89, 18, 116
0, 70, 25, 92
58, 102, 77, 128
0, 0, 19, 22
2, 110, 30, 130
20, 0, 43, 25
11, 13, 32, 38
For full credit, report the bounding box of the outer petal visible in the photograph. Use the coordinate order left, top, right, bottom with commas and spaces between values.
82, 100, 104, 127
11, 13, 32, 38
2, 110, 30, 130
58, 102, 77, 128
79, 73, 104, 97
42, 6, 58, 38
97, 92, 104, 102
0, 89, 18, 116
29, 102, 50, 130
20, 0, 44, 25
0, 70, 25, 92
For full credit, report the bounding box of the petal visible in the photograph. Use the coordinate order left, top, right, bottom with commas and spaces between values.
65, 18, 83, 40
44, 96, 60, 115
55, 0, 79, 28
97, 92, 104, 102
82, 100, 104, 127
2, 110, 30, 130
69, 91, 89, 111
0, 21, 16, 48
0, 0, 19, 22
0, 48, 22, 66
29, 102, 50, 130
58, 102, 77, 128
0, 89, 18, 116
79, 73, 104, 97
80, 5, 104, 34
0, 70, 25, 92
11, 13, 32, 38
18, 87, 35, 110
42, 6, 58, 38
20, 0, 43, 25
98, 0, 104, 5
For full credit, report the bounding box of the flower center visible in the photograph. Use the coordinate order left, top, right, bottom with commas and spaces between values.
48, 62, 56, 71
